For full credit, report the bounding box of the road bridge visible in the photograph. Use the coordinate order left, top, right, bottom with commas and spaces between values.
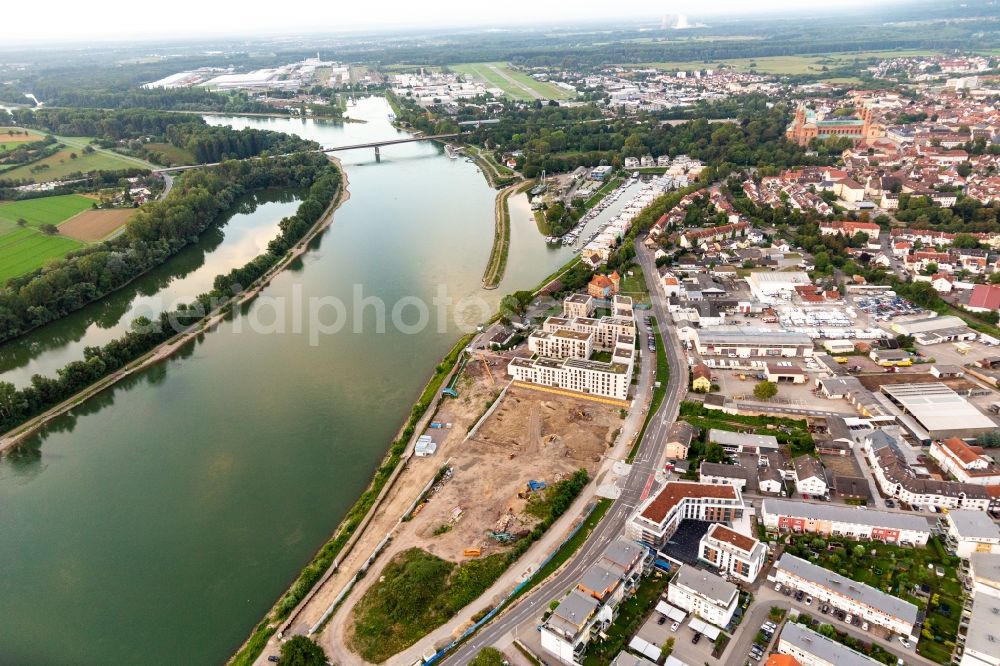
153, 132, 462, 174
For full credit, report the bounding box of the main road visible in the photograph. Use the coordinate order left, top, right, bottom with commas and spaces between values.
444, 238, 687, 664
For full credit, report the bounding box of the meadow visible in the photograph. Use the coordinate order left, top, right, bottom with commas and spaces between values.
0, 194, 97, 282
641, 49, 948, 76
0, 227, 82, 283
0, 148, 144, 184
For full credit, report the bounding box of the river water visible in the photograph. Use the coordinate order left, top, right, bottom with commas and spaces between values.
0, 97, 590, 665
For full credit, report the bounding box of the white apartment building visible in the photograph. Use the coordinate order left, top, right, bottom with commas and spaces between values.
542, 315, 637, 353
626, 482, 745, 551
699, 523, 767, 583
864, 431, 992, 511
528, 328, 594, 359
760, 498, 931, 545
944, 510, 1000, 558
960, 553, 1000, 666
930, 438, 1000, 486
540, 539, 653, 664
770, 554, 919, 639
778, 622, 885, 666
667, 565, 740, 628
793, 455, 829, 497
563, 293, 595, 319
509, 346, 634, 401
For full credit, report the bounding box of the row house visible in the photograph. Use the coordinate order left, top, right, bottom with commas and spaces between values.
760, 497, 931, 545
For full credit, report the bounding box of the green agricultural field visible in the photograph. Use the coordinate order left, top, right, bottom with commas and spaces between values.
453, 62, 574, 100
0, 127, 46, 151
0, 227, 82, 283
143, 142, 196, 166
0, 148, 145, 184
640, 49, 950, 76
0, 194, 95, 227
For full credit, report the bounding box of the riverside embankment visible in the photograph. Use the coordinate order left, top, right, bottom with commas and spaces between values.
0, 96, 578, 666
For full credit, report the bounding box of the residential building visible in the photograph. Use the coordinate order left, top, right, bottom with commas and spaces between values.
665, 422, 696, 460
793, 456, 829, 496
588, 272, 621, 299
960, 554, 1000, 666
863, 431, 992, 510
777, 622, 884, 666
760, 498, 931, 545
528, 328, 593, 360
944, 510, 1000, 557
563, 293, 596, 319
699, 523, 767, 582
930, 438, 1000, 486
667, 565, 740, 627
967, 284, 1000, 314
692, 363, 712, 392
770, 554, 919, 639
540, 539, 653, 664
509, 355, 633, 401
699, 462, 749, 490
626, 481, 745, 551
819, 220, 881, 239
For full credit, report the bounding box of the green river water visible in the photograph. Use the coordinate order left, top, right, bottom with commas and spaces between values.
0, 97, 636, 664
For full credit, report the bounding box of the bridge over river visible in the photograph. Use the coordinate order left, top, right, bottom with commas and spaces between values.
153, 132, 462, 174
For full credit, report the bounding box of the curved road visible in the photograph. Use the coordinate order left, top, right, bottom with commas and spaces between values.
444, 238, 687, 664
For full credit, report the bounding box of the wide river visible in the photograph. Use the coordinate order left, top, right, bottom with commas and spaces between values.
0, 97, 636, 664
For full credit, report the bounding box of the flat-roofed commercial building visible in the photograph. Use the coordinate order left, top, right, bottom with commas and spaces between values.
944, 510, 1000, 557
687, 326, 814, 358
760, 498, 931, 545
667, 565, 740, 628
708, 429, 780, 454
890, 314, 977, 345
626, 481, 745, 551
881, 383, 998, 440
747, 271, 813, 299
699, 523, 767, 582
778, 622, 884, 666
770, 554, 919, 639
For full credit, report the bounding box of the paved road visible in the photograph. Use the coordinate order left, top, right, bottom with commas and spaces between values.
444, 239, 687, 664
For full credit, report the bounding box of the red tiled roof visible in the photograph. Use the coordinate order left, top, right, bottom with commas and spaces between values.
969, 284, 1000, 312
640, 482, 737, 523
707, 523, 757, 553
941, 438, 982, 466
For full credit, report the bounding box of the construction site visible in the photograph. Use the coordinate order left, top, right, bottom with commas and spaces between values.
306, 349, 626, 665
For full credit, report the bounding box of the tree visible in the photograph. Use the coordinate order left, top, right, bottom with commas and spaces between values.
277, 636, 327, 666
39, 223, 59, 235
498, 294, 523, 325
753, 381, 778, 400
853, 544, 867, 558
15, 218, 27, 227
470, 647, 507, 666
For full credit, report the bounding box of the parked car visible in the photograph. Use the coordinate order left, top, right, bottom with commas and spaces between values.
795, 591, 804, 601
844, 614, 853, 625
671, 621, 680, 632
898, 637, 911, 648
692, 632, 702, 644
862, 621, 869, 631
774, 582, 782, 592
658, 616, 667, 625
885, 499, 896, 508
267, 657, 280, 664
805, 596, 812, 606
820, 605, 829, 614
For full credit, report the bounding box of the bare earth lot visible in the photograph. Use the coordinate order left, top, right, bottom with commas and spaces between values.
306, 359, 621, 665
59, 208, 133, 241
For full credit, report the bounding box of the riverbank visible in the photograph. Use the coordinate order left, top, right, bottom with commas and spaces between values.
0, 158, 349, 456
482, 180, 533, 290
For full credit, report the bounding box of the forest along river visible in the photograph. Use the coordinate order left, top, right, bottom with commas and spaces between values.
0, 96, 634, 665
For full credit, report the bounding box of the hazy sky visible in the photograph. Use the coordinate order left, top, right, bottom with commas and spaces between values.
12, 0, 902, 44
